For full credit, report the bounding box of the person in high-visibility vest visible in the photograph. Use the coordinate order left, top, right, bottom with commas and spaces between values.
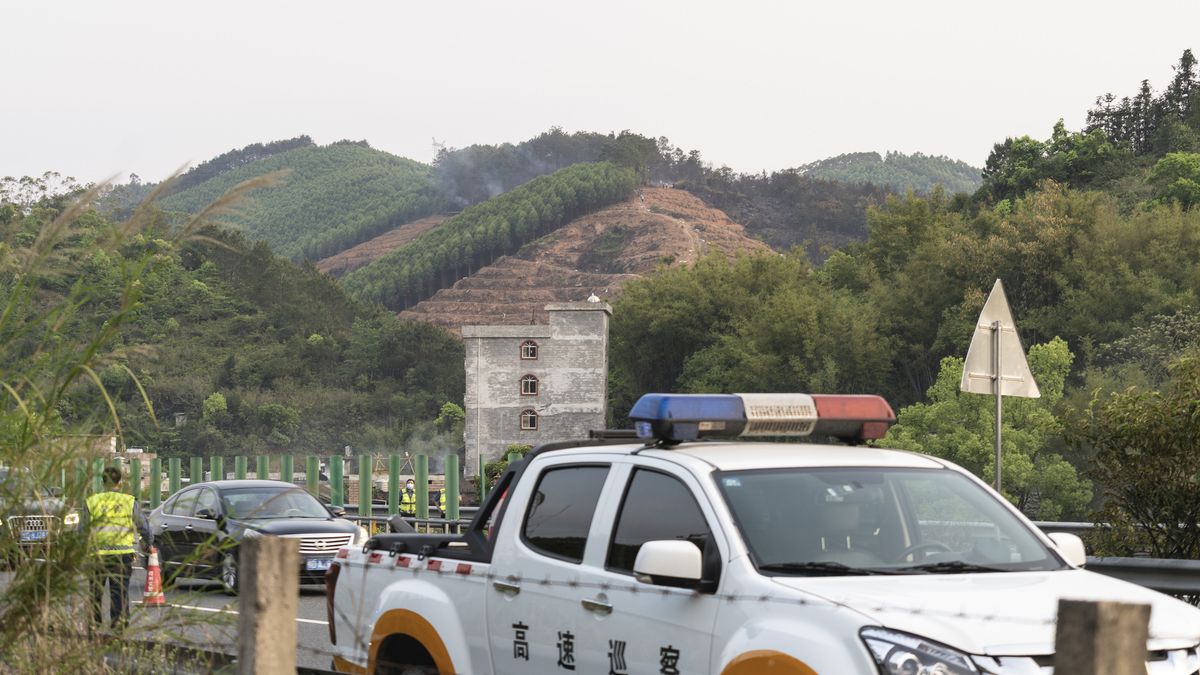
399, 479, 417, 516
84, 467, 146, 629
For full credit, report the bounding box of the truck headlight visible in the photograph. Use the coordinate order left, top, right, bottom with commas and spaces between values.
352, 526, 369, 546
861, 627, 979, 675
63, 511, 80, 526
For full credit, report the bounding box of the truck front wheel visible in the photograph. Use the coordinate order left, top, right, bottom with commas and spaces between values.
375, 634, 438, 675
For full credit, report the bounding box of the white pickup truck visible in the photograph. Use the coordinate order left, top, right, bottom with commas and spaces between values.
327, 393, 1200, 675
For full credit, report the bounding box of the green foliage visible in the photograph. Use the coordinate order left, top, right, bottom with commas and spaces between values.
978, 122, 1125, 203
797, 151, 982, 194
1149, 152, 1200, 208
158, 141, 441, 260
483, 444, 531, 487
609, 253, 892, 419
881, 338, 1091, 520
342, 162, 636, 309
201, 392, 227, 421
1070, 356, 1200, 558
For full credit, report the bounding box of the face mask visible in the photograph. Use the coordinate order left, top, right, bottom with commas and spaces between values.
406, 484, 414, 490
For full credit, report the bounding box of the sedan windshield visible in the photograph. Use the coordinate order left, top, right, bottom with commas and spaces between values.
716, 467, 1066, 574
220, 487, 330, 519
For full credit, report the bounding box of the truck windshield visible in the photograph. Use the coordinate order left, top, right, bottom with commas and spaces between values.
715, 467, 1066, 574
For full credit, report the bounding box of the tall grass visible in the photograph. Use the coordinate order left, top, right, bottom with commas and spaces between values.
0, 173, 281, 673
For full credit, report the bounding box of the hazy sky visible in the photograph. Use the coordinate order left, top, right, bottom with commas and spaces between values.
4, 1, 1199, 184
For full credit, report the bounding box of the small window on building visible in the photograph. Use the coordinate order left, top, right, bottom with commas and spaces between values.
520, 374, 539, 396
520, 409, 539, 431
520, 340, 539, 360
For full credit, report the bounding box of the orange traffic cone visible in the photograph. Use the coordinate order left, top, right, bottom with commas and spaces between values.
142, 546, 165, 606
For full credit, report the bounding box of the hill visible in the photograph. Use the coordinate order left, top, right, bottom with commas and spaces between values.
340, 162, 637, 310
156, 141, 441, 261
316, 214, 450, 277
795, 151, 982, 194
398, 187, 771, 330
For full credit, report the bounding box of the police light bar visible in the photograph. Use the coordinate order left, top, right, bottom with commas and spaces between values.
629, 393, 895, 444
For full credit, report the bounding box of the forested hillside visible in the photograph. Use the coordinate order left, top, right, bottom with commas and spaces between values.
0, 178, 464, 458
341, 162, 636, 309
432, 128, 898, 257
796, 151, 982, 194
609, 50, 1200, 529
157, 141, 442, 261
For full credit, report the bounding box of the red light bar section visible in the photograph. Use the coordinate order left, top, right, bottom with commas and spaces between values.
811, 395, 896, 441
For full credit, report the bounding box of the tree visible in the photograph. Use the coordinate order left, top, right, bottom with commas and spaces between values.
881, 338, 1091, 520
1149, 152, 1200, 209
1070, 355, 1200, 559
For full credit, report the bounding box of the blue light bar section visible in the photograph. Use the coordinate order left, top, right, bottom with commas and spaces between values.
629, 394, 748, 442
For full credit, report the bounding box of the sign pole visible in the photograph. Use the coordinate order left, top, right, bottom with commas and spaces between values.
992, 320, 1002, 492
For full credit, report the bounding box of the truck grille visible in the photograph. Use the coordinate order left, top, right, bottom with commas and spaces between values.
283, 533, 353, 554
7, 515, 58, 533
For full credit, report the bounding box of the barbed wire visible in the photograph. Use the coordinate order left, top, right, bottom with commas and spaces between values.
329, 551, 1200, 642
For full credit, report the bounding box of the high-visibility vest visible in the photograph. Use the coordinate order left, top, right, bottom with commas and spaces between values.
439, 489, 458, 512
400, 489, 416, 514
86, 491, 136, 555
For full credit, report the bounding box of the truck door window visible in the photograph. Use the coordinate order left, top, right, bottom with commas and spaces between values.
521, 465, 609, 563
607, 469, 713, 574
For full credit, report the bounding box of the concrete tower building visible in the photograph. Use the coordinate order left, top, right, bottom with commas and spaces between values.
463, 300, 611, 473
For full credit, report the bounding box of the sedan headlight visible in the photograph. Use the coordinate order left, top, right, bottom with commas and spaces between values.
352, 526, 369, 546
861, 627, 979, 675
63, 511, 80, 526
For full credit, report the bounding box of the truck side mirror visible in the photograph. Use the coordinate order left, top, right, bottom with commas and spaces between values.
1047, 532, 1087, 567
633, 540, 702, 589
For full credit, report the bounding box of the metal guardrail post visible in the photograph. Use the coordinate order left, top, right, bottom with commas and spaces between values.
210, 456, 224, 482
479, 455, 487, 503
329, 455, 343, 507
358, 454, 371, 517
415, 454, 429, 520
256, 455, 269, 480
92, 458, 104, 493
149, 457, 162, 509
190, 457, 203, 484
306, 456, 319, 496
445, 454, 460, 523
169, 457, 181, 495
280, 455, 294, 485
235, 455, 248, 480
388, 454, 400, 517
130, 457, 142, 504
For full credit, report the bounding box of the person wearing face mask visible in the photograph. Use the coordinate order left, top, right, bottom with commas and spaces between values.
400, 479, 417, 516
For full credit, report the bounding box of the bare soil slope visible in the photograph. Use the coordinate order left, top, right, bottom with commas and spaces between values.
316, 215, 449, 276
399, 188, 771, 331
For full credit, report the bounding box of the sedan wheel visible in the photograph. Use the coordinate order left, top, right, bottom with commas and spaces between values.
221, 552, 239, 595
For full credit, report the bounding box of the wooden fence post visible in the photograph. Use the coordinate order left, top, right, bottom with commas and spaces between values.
237, 536, 298, 675
1053, 599, 1150, 675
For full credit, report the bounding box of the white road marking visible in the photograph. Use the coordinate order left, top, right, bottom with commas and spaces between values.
132, 600, 328, 625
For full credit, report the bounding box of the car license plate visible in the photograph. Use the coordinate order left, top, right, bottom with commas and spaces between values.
306, 557, 332, 572
20, 530, 47, 542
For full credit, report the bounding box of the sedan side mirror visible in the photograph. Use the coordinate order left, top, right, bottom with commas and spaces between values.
328, 506, 347, 518
633, 540, 702, 589
1048, 532, 1087, 567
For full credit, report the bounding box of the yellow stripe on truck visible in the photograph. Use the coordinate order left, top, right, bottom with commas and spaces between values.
369, 609, 456, 675
721, 650, 818, 675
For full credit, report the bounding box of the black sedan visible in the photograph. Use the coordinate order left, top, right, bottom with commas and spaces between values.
146, 479, 365, 593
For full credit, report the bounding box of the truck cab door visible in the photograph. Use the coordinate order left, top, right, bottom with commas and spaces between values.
580, 463, 725, 675
485, 462, 614, 675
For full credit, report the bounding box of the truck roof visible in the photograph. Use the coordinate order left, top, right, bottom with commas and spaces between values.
542, 440, 947, 472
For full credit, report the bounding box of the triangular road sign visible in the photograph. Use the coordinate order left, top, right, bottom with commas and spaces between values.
960, 279, 1040, 398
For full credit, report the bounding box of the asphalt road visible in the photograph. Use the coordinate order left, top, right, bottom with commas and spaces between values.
1, 565, 335, 671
